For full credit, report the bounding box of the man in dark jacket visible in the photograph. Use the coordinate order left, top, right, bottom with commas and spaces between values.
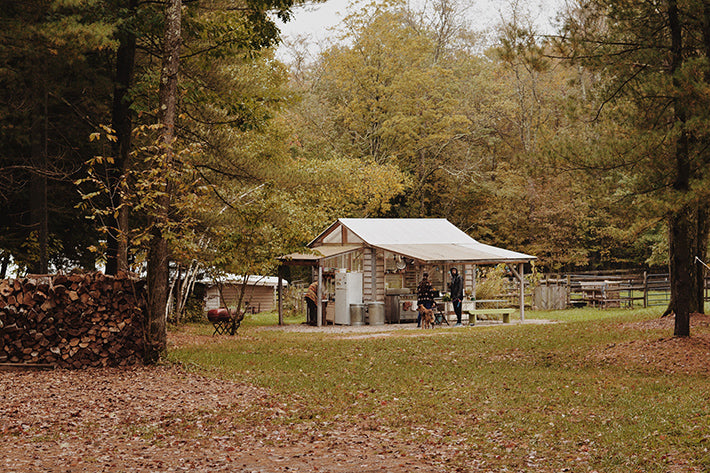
448, 267, 464, 326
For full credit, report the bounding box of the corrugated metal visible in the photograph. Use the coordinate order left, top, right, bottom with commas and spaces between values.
203, 274, 284, 287
337, 218, 474, 245
299, 218, 535, 264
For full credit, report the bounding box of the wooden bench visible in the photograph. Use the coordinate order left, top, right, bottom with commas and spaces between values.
465, 308, 514, 325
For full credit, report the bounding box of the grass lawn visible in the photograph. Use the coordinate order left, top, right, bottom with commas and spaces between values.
167, 307, 710, 472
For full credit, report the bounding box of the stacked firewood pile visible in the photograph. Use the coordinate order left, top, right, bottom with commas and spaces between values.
0, 272, 146, 368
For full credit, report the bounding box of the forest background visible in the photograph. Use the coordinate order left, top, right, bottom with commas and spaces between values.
2, 0, 709, 351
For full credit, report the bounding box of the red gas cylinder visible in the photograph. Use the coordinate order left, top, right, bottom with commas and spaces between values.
207, 308, 231, 322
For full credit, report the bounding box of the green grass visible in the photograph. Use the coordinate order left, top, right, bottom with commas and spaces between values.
168, 308, 710, 472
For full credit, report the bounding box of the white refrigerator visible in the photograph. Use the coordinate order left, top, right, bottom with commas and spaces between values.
334, 272, 363, 325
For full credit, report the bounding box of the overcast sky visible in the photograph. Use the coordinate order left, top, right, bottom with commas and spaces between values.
276, 0, 566, 60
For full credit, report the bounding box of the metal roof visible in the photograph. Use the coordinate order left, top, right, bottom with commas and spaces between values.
202, 274, 286, 287
309, 218, 473, 246
304, 218, 535, 264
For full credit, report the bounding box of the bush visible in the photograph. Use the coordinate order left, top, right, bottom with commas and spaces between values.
475, 264, 508, 306
181, 295, 207, 323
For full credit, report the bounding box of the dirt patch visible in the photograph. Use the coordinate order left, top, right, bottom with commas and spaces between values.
590, 313, 710, 375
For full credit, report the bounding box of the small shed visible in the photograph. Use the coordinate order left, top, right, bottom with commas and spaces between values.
277, 218, 536, 326
203, 275, 284, 314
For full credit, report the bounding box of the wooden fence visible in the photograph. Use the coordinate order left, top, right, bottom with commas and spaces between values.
533, 270, 692, 310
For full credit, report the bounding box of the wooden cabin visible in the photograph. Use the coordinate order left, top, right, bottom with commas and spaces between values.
278, 218, 536, 326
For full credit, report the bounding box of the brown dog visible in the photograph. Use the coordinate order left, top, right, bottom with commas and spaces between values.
417, 304, 435, 329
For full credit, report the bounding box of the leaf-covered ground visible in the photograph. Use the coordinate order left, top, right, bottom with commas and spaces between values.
590, 313, 710, 375
0, 363, 441, 472
2, 315, 709, 472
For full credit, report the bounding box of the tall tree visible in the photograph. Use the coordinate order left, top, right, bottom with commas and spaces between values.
140, 0, 300, 361
105, 0, 139, 276
558, 0, 710, 336
144, 0, 182, 363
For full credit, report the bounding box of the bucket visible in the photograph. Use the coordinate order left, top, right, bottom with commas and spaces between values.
350, 304, 366, 326
367, 302, 385, 325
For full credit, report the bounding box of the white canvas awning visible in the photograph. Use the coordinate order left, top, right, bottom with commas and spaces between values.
202, 274, 286, 287
373, 242, 533, 264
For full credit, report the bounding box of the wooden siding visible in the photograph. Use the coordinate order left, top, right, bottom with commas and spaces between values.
464, 264, 473, 295
204, 284, 276, 313
375, 249, 385, 302
363, 247, 373, 301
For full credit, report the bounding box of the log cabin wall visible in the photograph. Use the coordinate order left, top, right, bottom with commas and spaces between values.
363, 247, 374, 302
362, 247, 386, 303
464, 264, 474, 296
375, 249, 385, 302
0, 272, 146, 369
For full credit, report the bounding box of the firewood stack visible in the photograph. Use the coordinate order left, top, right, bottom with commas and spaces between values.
0, 272, 146, 369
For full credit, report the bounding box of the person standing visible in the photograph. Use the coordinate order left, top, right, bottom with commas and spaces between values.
416, 272, 435, 328
304, 281, 318, 326
449, 267, 464, 326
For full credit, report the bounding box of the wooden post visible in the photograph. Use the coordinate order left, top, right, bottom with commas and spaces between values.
643, 271, 648, 308
317, 265, 323, 327
508, 264, 526, 323
277, 266, 284, 326
371, 248, 377, 303
472, 264, 477, 310
519, 263, 525, 323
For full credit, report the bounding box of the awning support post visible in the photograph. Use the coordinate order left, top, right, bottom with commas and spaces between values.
473, 264, 477, 310
277, 265, 284, 326
317, 265, 323, 327
508, 263, 525, 323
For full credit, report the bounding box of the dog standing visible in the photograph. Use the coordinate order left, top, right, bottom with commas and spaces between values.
417, 304, 435, 329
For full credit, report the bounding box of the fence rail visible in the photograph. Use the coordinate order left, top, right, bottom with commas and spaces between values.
532, 270, 706, 310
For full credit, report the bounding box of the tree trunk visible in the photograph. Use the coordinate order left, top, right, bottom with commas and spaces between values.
174, 264, 183, 324
668, 0, 691, 337
669, 208, 694, 336
176, 261, 199, 319
694, 203, 709, 314
105, 0, 137, 276
29, 77, 48, 274
145, 0, 181, 363
697, 4, 710, 314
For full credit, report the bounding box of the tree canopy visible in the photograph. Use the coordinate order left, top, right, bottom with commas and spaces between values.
1, 0, 708, 345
